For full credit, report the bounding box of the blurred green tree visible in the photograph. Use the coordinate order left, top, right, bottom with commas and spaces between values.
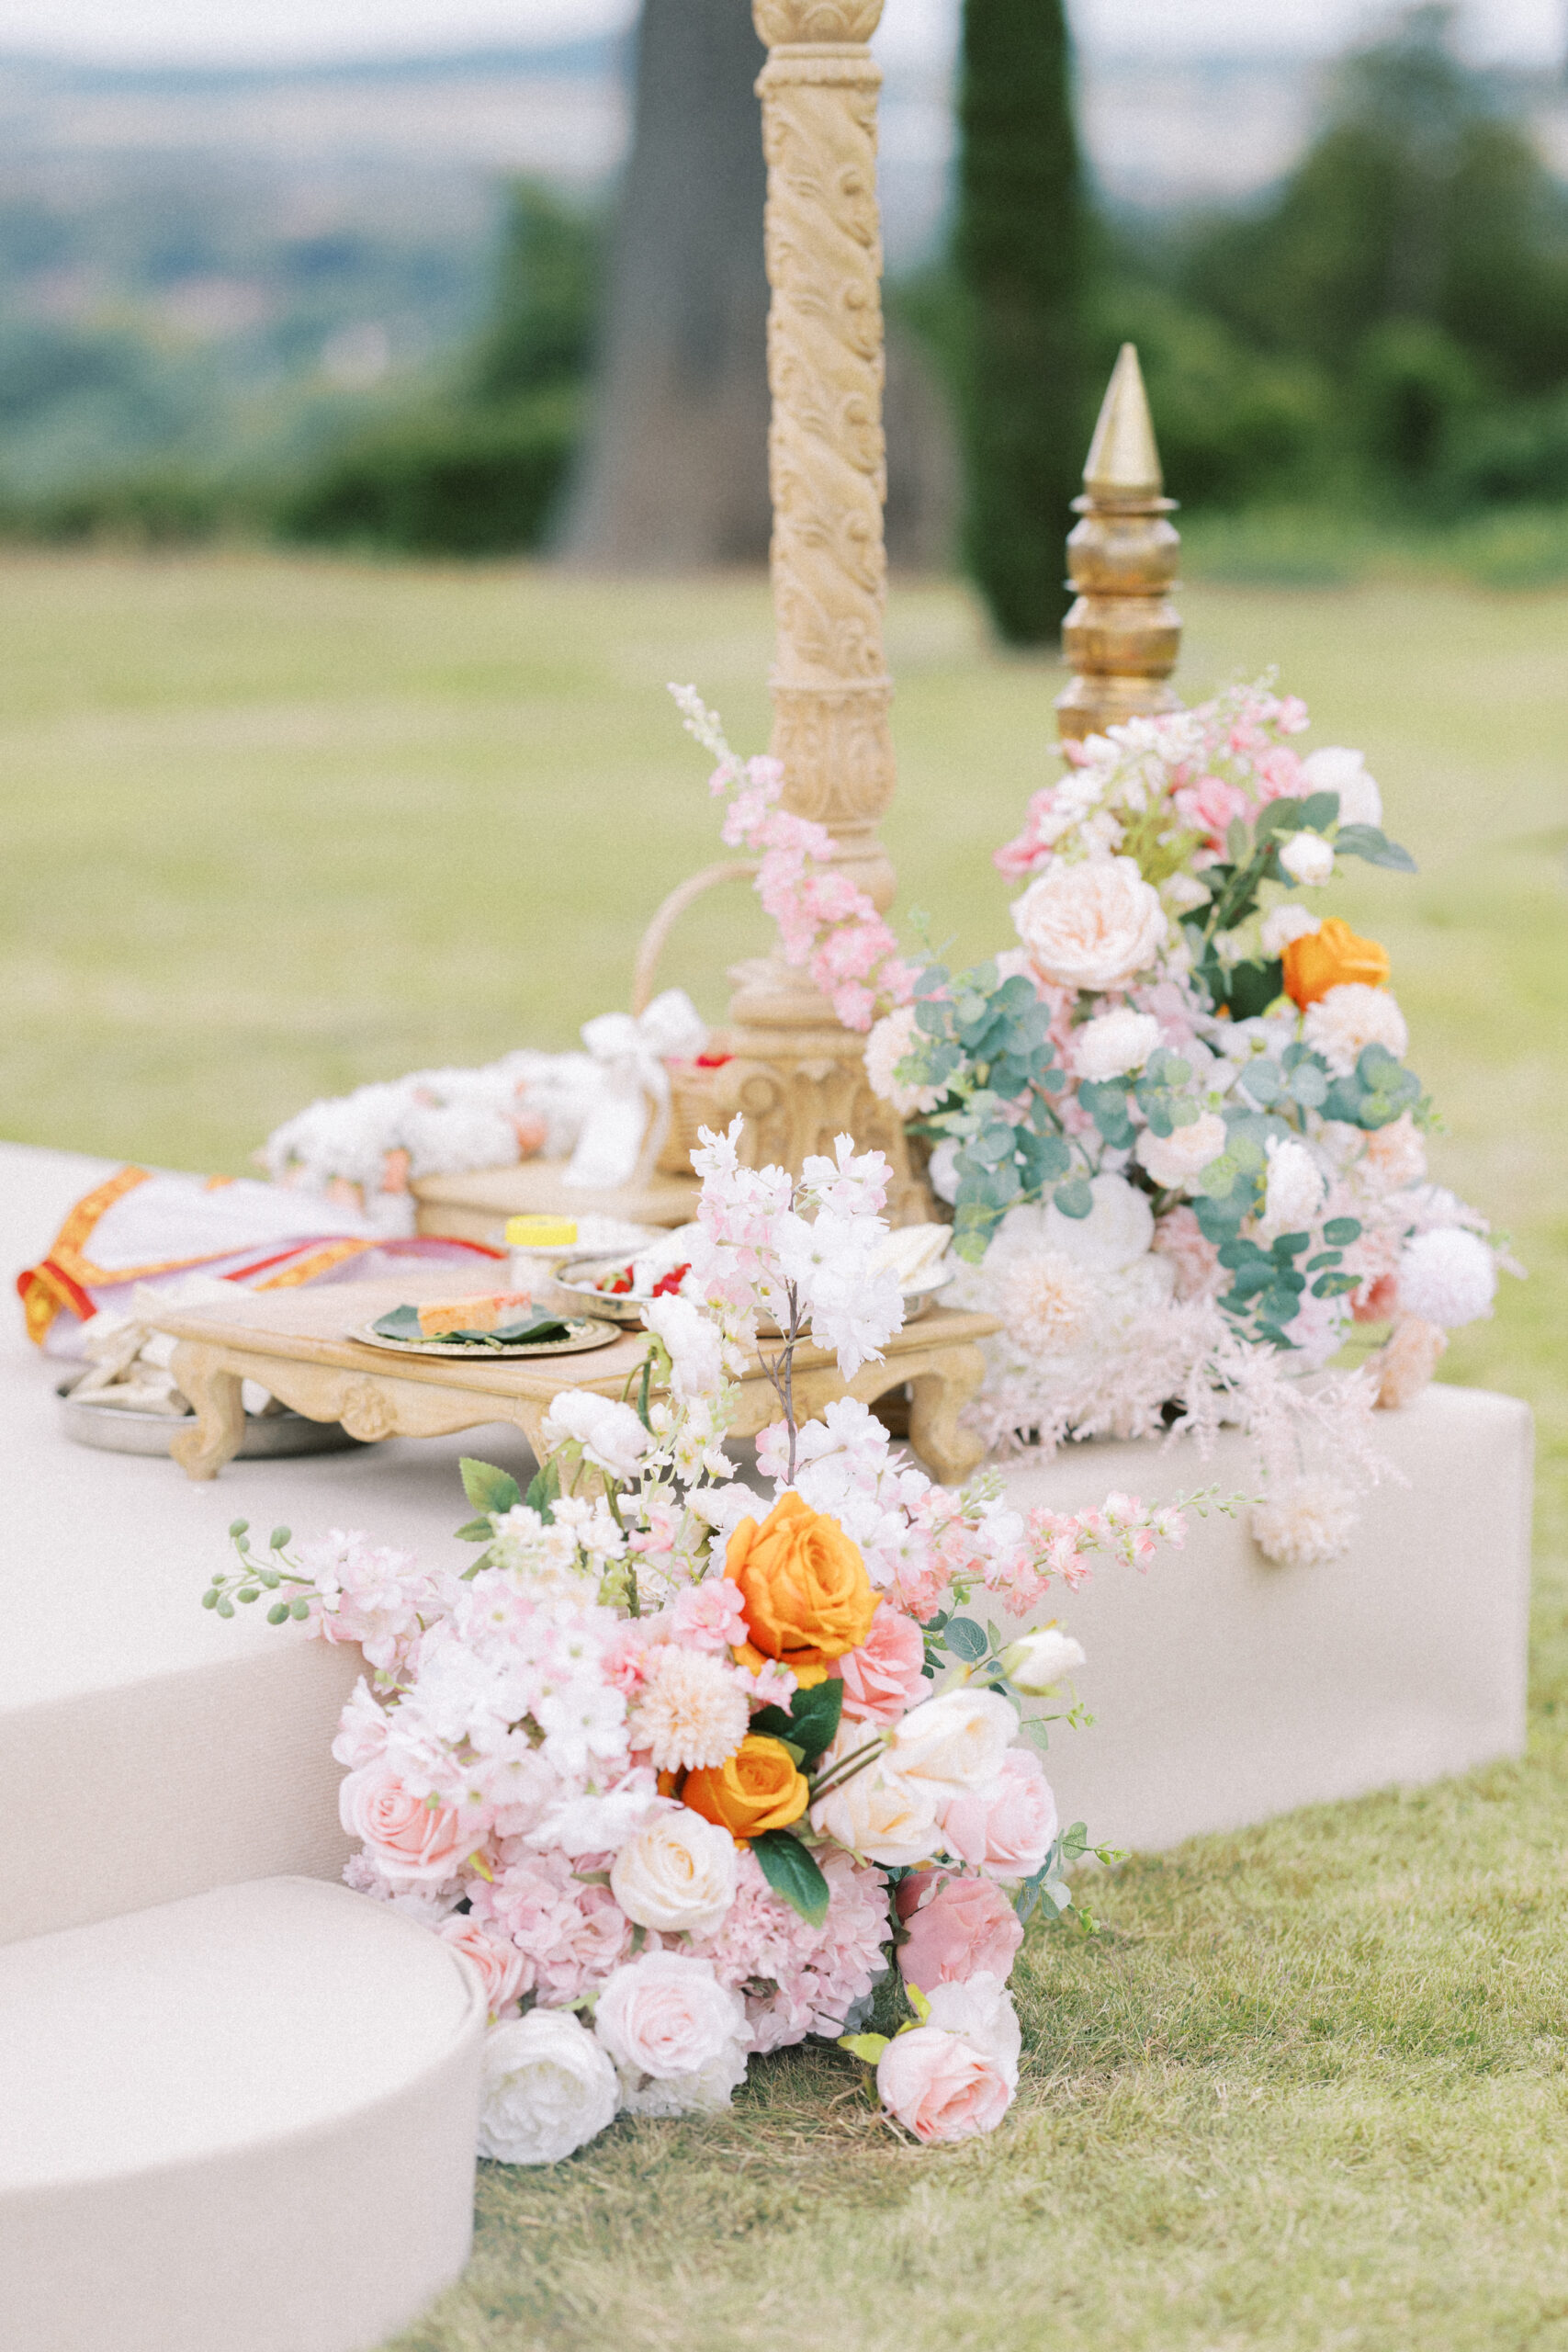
1178, 4, 1568, 492
952, 0, 1086, 644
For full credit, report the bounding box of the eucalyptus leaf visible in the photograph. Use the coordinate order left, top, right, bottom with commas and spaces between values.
943, 1615, 989, 1662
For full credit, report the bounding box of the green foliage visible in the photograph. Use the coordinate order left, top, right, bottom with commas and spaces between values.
276, 390, 581, 557
952, 0, 1085, 643
458, 1458, 523, 1518
749, 1831, 830, 1928
467, 183, 603, 405
749, 1678, 844, 1769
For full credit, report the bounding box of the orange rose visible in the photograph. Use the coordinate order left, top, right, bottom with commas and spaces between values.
724, 1492, 878, 1685
1281, 917, 1391, 1011
681, 1735, 809, 1842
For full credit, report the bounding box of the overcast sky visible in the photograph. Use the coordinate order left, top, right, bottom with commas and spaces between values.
0, 0, 1558, 67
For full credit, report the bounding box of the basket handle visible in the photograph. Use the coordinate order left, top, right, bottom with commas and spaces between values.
631, 860, 761, 1020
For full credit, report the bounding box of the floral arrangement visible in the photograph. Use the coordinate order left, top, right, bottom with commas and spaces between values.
673, 680, 1516, 1567
207, 1124, 1209, 2157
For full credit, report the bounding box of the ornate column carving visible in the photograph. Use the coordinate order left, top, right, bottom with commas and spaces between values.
717, 0, 928, 1219
1056, 342, 1183, 743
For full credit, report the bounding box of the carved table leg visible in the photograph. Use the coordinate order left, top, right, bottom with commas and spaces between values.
908, 1344, 988, 1485
169, 1343, 248, 1481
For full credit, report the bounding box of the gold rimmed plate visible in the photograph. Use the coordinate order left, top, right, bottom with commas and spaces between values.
350, 1317, 623, 1362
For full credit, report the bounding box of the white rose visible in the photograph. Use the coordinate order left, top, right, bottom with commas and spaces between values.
477, 2009, 620, 2165
539, 1389, 651, 1482
592, 1951, 748, 2083
864, 1004, 942, 1116
927, 1137, 960, 1204
1010, 854, 1168, 991
922, 1973, 1023, 2090
995, 1626, 1087, 1695
1278, 832, 1335, 887
1134, 1111, 1229, 1191
1303, 984, 1408, 1078
1259, 901, 1322, 958
810, 1728, 942, 1867
887, 1688, 1017, 1799
640, 1294, 725, 1402
1259, 1136, 1325, 1237
1043, 1170, 1156, 1271
610, 1808, 739, 1938
1070, 1007, 1162, 1082
1303, 745, 1382, 829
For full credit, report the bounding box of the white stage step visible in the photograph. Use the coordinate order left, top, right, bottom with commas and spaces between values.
0, 1877, 483, 2352
1, 1144, 542, 1945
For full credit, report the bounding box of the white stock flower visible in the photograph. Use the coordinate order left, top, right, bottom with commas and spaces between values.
1071, 1007, 1162, 1082
1260, 901, 1322, 958
593, 1951, 749, 2084
779, 1208, 903, 1380
641, 1293, 726, 1402
1134, 1111, 1228, 1191
610, 1807, 739, 1937
864, 1004, 942, 1115
1259, 1136, 1325, 1237
531, 1775, 660, 1856
1011, 855, 1168, 991
534, 1682, 628, 1777
477, 2009, 620, 2165
540, 1391, 652, 1483
996, 1626, 1087, 1695
887, 1688, 1017, 1799
1397, 1227, 1496, 1328
1278, 832, 1335, 887
628, 1645, 750, 1772
1303, 985, 1408, 1077
1302, 745, 1382, 829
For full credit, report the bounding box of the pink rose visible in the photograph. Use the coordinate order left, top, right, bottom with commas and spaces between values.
875, 2026, 1014, 2143
896, 1871, 1023, 1992
592, 1951, 749, 2082
832, 1606, 929, 1724
438, 1916, 525, 2018
938, 1749, 1057, 1880
338, 1761, 482, 1883
1174, 775, 1250, 842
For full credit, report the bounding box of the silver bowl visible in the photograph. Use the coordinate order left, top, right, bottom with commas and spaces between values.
58, 1387, 364, 1460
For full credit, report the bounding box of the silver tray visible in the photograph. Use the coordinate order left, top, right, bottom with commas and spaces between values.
58, 1389, 364, 1460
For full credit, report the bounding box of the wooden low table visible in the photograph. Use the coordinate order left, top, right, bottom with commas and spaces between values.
147, 1273, 1000, 1487
410, 1159, 700, 1243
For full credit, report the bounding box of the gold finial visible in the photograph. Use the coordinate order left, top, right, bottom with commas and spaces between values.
1082, 343, 1163, 501
1055, 343, 1182, 743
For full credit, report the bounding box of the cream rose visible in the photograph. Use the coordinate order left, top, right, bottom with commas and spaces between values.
809, 1726, 942, 1867
477, 2009, 620, 2165
1134, 1111, 1228, 1191
1278, 831, 1335, 887
886, 1689, 1017, 1800
995, 1626, 1086, 1695
1010, 855, 1168, 991
539, 1390, 652, 1483
610, 1808, 739, 1938
1302, 744, 1382, 828
592, 1951, 749, 2082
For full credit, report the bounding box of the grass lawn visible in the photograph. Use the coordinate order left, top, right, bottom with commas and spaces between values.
6, 549, 1568, 2348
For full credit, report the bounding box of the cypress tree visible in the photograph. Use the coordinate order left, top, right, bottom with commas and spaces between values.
953, 0, 1086, 644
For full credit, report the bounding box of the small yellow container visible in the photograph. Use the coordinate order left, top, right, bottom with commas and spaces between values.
504, 1216, 578, 1249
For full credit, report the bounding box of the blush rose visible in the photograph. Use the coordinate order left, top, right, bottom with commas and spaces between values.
896, 1871, 1024, 1992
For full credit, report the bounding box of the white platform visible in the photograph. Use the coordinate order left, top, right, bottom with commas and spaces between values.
1, 1146, 544, 1944
0, 1877, 484, 2352
1010, 1385, 1533, 1850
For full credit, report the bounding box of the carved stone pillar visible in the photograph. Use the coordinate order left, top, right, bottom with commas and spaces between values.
717, 0, 929, 1220
1056, 342, 1183, 744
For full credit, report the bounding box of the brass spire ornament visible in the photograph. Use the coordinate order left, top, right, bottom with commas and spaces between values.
1055, 343, 1183, 743
712, 0, 928, 1219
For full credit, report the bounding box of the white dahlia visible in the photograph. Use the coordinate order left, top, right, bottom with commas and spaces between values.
630, 1645, 750, 1772
1396, 1227, 1496, 1329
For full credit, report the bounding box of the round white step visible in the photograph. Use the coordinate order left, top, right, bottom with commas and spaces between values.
0, 1877, 484, 2352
